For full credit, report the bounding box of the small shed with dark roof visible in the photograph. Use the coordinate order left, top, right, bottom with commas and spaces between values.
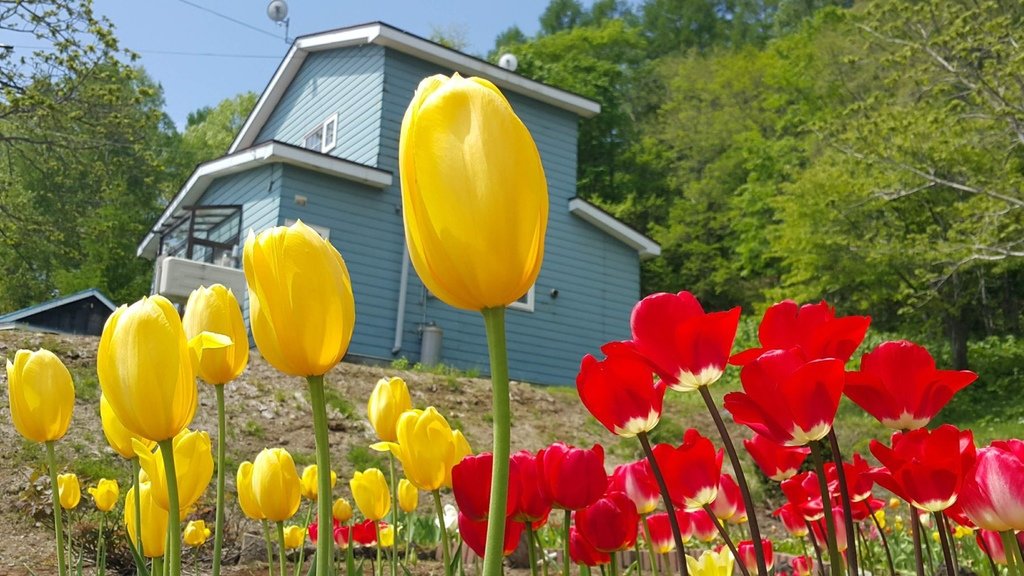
0, 289, 117, 336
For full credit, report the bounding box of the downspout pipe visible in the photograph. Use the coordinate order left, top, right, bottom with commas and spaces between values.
391, 244, 410, 354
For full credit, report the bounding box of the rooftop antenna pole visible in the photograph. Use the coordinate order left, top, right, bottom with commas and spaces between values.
267, 0, 291, 44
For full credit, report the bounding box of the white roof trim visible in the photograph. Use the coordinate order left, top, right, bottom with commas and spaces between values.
137, 141, 393, 259
568, 198, 661, 260
229, 22, 601, 153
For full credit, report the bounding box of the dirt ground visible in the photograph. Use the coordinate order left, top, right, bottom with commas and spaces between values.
0, 329, 617, 575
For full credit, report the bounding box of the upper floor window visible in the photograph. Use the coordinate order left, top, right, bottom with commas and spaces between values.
304, 113, 338, 153
158, 205, 243, 268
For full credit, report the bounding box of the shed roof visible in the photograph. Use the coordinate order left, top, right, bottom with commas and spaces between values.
0, 288, 117, 323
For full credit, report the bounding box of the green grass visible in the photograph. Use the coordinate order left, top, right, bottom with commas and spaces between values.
346, 445, 386, 472
243, 419, 266, 440
71, 367, 100, 403
323, 385, 356, 419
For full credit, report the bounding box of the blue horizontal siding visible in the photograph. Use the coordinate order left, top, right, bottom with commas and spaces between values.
256, 46, 385, 166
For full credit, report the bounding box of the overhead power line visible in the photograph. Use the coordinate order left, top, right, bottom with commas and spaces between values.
174, 0, 283, 40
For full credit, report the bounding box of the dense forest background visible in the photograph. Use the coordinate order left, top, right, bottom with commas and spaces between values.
1, 0, 1021, 421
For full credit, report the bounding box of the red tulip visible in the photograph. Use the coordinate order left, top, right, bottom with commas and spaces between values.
577, 342, 666, 437
825, 453, 873, 502
569, 526, 610, 566
739, 539, 774, 573
976, 530, 1024, 565
510, 449, 553, 524
333, 524, 351, 549
687, 508, 717, 542
538, 442, 608, 510
811, 506, 848, 552
458, 512, 524, 557
869, 424, 976, 512
709, 473, 742, 522
575, 491, 640, 553
944, 499, 975, 529
725, 348, 845, 446
630, 291, 741, 391
730, 299, 870, 366
792, 555, 814, 576
781, 471, 825, 522
774, 503, 810, 537
645, 512, 681, 553
845, 340, 976, 430
850, 497, 885, 522
744, 433, 810, 482
452, 452, 520, 521
609, 460, 660, 515
310, 519, 341, 546
352, 519, 378, 546
653, 428, 723, 508
959, 439, 1024, 531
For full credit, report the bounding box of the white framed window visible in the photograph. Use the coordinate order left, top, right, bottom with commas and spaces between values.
284, 219, 330, 240
508, 285, 535, 312
303, 113, 338, 153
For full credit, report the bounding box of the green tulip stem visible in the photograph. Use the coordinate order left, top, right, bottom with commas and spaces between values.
1002, 531, 1024, 576
262, 520, 274, 576
158, 438, 182, 576
827, 431, 859, 576
810, 442, 844, 576
133, 458, 144, 567
563, 509, 571, 576
66, 509, 74, 575
152, 556, 164, 576
96, 513, 105, 575
610, 552, 619, 576
277, 521, 287, 576
804, 522, 825, 576
634, 534, 644, 576
345, 530, 356, 576
640, 514, 659, 576
697, 386, 768, 576
375, 520, 384, 576
45, 441, 68, 576
526, 523, 539, 576
213, 384, 227, 576
389, 455, 399, 576
481, 306, 512, 576
307, 374, 336, 576
868, 504, 895, 576
533, 527, 549, 576
432, 490, 452, 575
296, 503, 313, 576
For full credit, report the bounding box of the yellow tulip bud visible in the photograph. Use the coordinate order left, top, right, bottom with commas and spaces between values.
134, 429, 214, 518
87, 478, 119, 512
183, 519, 212, 547
97, 295, 197, 442
367, 377, 412, 442
686, 549, 735, 576
57, 473, 80, 510
888, 497, 901, 509
6, 348, 74, 443
100, 394, 155, 459
283, 525, 305, 549
372, 407, 471, 492
397, 478, 418, 513
252, 447, 302, 522
399, 73, 548, 311
954, 525, 973, 539
300, 464, 337, 500
183, 284, 249, 385
873, 509, 886, 530
350, 468, 390, 521
379, 524, 395, 548
125, 481, 168, 558
333, 497, 353, 523
236, 461, 264, 520
242, 220, 355, 377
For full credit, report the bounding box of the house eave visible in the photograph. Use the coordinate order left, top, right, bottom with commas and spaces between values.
229, 22, 601, 154
137, 141, 393, 260
568, 198, 661, 260
0, 289, 117, 323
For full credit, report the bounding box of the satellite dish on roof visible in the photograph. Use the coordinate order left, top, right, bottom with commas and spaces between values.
498, 53, 518, 72
267, 0, 289, 22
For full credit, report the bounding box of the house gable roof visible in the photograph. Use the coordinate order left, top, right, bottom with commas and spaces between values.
0, 288, 117, 323
137, 141, 393, 259
229, 21, 602, 154
568, 198, 661, 260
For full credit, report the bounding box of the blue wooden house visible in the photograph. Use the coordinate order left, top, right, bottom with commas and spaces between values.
137, 22, 660, 385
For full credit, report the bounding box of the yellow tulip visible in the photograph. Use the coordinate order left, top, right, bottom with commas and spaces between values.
399, 73, 548, 311
333, 497, 353, 523
6, 348, 74, 443
367, 377, 412, 442
87, 478, 119, 512
242, 220, 356, 377
183, 519, 212, 547
125, 481, 169, 558
100, 394, 155, 459
183, 284, 249, 385
252, 447, 301, 522
300, 464, 337, 500
350, 468, 390, 521
134, 429, 214, 518
283, 525, 305, 549
379, 524, 395, 548
954, 525, 974, 539
686, 549, 735, 576
97, 295, 197, 442
236, 461, 264, 520
372, 407, 471, 492
397, 478, 418, 513
873, 509, 886, 530
57, 473, 80, 510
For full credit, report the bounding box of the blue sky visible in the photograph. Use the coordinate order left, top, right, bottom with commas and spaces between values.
85, 1, 553, 129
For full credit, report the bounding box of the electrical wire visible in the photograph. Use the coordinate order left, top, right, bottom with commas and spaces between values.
1, 44, 280, 59
174, 0, 283, 40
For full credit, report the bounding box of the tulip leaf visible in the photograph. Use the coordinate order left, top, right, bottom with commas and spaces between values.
449, 540, 463, 576
125, 535, 151, 576
401, 563, 415, 576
